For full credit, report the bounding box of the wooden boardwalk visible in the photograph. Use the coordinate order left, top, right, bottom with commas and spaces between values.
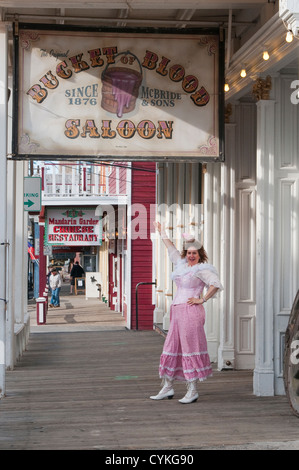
1, 289, 299, 450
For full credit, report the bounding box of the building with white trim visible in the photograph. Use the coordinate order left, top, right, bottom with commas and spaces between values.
0, 0, 299, 399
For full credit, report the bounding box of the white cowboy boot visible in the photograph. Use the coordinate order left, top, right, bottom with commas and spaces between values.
178, 381, 198, 404
150, 378, 174, 400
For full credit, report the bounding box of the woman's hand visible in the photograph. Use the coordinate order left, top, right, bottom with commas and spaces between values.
187, 297, 204, 305
153, 221, 162, 233
153, 221, 175, 249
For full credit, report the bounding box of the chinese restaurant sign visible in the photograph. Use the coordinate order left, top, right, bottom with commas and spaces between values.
45, 208, 102, 246
14, 26, 224, 161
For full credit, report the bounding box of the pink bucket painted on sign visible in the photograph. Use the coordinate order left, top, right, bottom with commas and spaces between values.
101, 51, 142, 118
101, 65, 143, 118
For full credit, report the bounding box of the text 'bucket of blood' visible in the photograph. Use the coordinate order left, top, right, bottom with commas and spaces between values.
101, 51, 143, 118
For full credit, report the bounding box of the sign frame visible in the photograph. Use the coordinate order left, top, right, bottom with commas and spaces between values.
44, 206, 103, 247
13, 23, 225, 163
23, 176, 42, 212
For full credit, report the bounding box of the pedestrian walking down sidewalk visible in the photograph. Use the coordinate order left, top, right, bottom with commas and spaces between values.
49, 268, 62, 308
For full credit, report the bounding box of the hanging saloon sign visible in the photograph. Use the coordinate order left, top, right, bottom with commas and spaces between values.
13, 25, 224, 161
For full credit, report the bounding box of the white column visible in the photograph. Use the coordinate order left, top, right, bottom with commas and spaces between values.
41, 162, 46, 196
189, 163, 200, 236
23, 162, 29, 317
82, 163, 87, 195
253, 99, 275, 396
72, 164, 76, 196
0, 23, 8, 398
125, 163, 132, 329
61, 164, 66, 195
14, 162, 25, 325
153, 164, 165, 324
95, 165, 99, 196
177, 163, 185, 240
6, 160, 16, 370
52, 166, 56, 195
163, 164, 174, 330
203, 162, 222, 362
217, 123, 237, 369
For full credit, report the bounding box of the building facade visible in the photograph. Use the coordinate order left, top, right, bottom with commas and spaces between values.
1, 1, 299, 399
153, 2, 299, 397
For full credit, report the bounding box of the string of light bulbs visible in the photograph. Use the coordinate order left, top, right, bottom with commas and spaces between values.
282, 18, 299, 43
224, 21, 299, 93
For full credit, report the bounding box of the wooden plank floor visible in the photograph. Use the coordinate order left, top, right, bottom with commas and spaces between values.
1, 290, 299, 450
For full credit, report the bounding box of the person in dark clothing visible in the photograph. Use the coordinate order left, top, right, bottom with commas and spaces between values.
70, 261, 85, 293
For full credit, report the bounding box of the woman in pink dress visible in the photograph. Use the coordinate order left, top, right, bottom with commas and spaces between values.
150, 222, 223, 404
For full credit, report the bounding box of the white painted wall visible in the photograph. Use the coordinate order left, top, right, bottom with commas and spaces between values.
215, 74, 299, 395
272, 74, 299, 395
154, 79, 299, 397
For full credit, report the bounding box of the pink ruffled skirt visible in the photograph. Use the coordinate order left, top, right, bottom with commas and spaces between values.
159, 303, 213, 383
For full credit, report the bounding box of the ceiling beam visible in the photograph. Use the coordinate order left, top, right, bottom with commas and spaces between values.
0, 0, 270, 9
175, 9, 196, 29
4, 12, 256, 28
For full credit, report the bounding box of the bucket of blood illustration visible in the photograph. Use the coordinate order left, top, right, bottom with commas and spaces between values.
101, 51, 143, 118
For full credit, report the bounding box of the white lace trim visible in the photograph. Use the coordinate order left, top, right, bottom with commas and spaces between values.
171, 260, 218, 279
162, 350, 209, 357
167, 246, 222, 283
160, 365, 212, 374
160, 373, 212, 383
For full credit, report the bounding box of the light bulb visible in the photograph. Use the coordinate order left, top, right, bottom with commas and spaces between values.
286, 30, 293, 43
263, 50, 269, 61
224, 83, 230, 92
240, 68, 246, 78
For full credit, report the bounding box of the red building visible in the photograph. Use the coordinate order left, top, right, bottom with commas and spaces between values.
36, 161, 156, 331
130, 162, 156, 330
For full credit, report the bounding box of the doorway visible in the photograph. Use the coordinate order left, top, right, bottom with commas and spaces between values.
82, 254, 97, 273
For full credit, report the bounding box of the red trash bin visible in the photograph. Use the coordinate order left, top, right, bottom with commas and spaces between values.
36, 297, 47, 325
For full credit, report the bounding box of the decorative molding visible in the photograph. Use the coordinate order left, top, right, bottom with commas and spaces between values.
198, 135, 217, 156
225, 13, 299, 101
252, 75, 272, 101
236, 188, 256, 303
238, 316, 255, 354
19, 30, 40, 50
279, 0, 299, 36
198, 36, 217, 56
279, 178, 297, 311
19, 134, 39, 154
236, 103, 256, 183
279, 76, 298, 169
